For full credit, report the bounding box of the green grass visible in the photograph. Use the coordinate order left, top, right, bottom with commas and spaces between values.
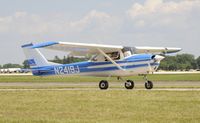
0, 90, 199, 123
0, 74, 200, 83
0, 74, 199, 122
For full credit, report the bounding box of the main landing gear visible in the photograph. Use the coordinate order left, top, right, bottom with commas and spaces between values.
98, 75, 153, 90
99, 79, 135, 90
124, 80, 134, 89
99, 80, 109, 90
145, 81, 153, 89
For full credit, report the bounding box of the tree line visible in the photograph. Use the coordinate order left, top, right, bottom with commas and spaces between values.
0, 56, 88, 69
159, 54, 200, 71
49, 56, 89, 64
1, 54, 200, 71
0, 63, 23, 69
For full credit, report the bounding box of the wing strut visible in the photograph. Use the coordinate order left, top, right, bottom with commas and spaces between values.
97, 48, 125, 71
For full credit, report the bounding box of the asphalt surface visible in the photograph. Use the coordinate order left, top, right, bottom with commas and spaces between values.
0, 88, 200, 91
0, 81, 200, 86
1, 71, 200, 76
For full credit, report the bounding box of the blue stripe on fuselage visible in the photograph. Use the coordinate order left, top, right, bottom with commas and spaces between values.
31, 54, 156, 76
31, 60, 159, 76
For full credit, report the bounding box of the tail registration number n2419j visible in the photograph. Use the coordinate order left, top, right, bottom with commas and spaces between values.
54, 65, 80, 75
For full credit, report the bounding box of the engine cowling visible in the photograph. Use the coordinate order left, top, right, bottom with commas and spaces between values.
151, 55, 165, 62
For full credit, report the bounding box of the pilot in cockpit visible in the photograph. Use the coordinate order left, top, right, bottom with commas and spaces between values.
122, 47, 133, 57
123, 51, 131, 57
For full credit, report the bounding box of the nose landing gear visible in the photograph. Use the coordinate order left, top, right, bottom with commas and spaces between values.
143, 75, 153, 89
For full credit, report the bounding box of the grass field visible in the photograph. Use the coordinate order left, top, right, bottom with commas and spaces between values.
0, 74, 200, 82
0, 74, 199, 123
0, 90, 200, 123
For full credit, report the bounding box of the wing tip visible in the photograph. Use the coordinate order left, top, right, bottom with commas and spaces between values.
166, 47, 182, 53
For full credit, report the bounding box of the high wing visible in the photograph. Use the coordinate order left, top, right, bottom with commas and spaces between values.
31, 41, 123, 56
30, 41, 181, 56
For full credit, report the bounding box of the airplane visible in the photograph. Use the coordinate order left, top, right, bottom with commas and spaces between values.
21, 41, 181, 90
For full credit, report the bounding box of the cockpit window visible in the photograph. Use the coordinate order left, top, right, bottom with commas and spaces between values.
122, 47, 134, 54
91, 51, 120, 62
106, 52, 120, 60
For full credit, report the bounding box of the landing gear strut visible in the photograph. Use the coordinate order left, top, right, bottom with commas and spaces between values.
143, 75, 153, 89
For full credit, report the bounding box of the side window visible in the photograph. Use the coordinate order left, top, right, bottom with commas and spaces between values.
106, 52, 120, 60
91, 55, 106, 62
91, 51, 121, 62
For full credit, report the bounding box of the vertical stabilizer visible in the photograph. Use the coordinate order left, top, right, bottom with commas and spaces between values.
22, 43, 49, 68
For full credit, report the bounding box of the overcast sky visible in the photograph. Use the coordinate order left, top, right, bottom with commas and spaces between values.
0, 0, 200, 64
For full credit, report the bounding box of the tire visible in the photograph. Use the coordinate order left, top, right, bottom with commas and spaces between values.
99, 80, 109, 90
145, 81, 153, 89
125, 80, 134, 89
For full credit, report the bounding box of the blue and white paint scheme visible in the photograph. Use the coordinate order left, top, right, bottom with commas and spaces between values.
21, 41, 181, 89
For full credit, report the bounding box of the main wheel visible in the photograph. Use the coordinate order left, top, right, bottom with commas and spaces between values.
145, 81, 153, 89
125, 80, 134, 89
99, 80, 109, 90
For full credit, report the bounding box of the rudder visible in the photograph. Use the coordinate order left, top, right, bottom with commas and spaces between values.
22, 43, 50, 68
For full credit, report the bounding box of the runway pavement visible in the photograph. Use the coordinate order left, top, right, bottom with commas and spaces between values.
0, 71, 200, 76
0, 88, 200, 91
0, 81, 200, 86
0, 81, 200, 91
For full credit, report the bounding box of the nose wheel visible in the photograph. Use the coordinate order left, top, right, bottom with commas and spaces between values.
143, 75, 153, 89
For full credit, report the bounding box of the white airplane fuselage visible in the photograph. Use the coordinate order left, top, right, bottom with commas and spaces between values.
30, 54, 163, 77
